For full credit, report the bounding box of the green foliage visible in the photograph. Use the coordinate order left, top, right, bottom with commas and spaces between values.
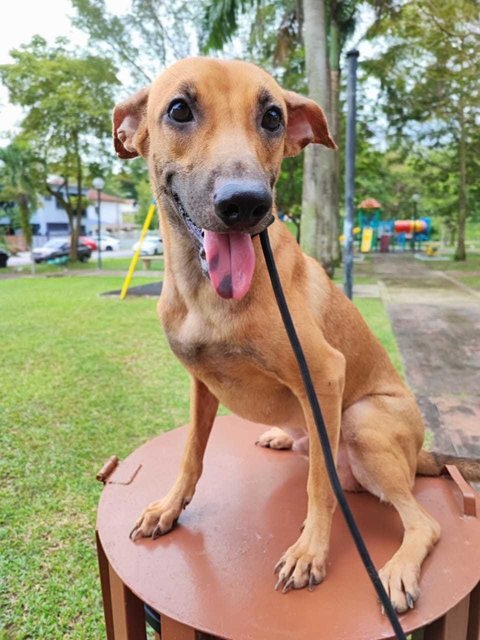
202, 0, 257, 51
1, 36, 118, 149
362, 0, 480, 259
0, 141, 42, 249
0, 36, 119, 258
134, 177, 158, 230
103, 158, 149, 201
71, 0, 202, 84
276, 154, 303, 238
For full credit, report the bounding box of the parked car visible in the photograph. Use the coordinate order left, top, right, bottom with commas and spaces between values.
97, 235, 120, 252
132, 236, 163, 256
32, 238, 91, 263
0, 248, 10, 268
80, 236, 97, 251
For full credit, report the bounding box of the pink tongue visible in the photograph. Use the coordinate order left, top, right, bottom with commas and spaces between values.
203, 231, 255, 299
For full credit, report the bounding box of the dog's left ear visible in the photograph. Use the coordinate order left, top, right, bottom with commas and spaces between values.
282, 90, 337, 157
113, 86, 150, 159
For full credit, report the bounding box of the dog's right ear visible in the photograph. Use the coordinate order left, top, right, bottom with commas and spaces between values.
113, 87, 150, 159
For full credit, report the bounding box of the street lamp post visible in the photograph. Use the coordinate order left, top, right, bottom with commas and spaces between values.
344, 49, 359, 300
411, 193, 420, 253
92, 177, 105, 269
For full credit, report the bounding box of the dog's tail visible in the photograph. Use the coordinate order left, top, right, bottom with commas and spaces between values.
417, 449, 480, 482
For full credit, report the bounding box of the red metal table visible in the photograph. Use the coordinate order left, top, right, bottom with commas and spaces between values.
96, 415, 480, 640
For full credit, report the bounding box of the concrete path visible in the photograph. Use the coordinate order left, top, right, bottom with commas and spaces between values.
370, 254, 480, 460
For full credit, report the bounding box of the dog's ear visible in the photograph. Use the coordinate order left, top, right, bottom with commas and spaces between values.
282, 90, 337, 157
113, 87, 150, 159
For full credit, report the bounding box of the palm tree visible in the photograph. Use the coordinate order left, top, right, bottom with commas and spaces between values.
202, 0, 357, 275
0, 142, 40, 273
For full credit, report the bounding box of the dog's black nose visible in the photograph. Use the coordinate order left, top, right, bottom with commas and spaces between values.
214, 181, 272, 229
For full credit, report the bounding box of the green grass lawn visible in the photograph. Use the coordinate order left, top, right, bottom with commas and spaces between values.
354, 298, 404, 376
452, 274, 480, 290
4, 255, 164, 276
0, 277, 189, 639
426, 252, 480, 272
0, 277, 402, 639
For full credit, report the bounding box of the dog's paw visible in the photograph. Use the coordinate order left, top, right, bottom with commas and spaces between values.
129, 493, 190, 542
255, 427, 294, 450
274, 529, 328, 593
379, 559, 420, 613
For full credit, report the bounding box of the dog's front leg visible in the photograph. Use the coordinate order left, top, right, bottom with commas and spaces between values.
130, 377, 219, 541
275, 349, 345, 592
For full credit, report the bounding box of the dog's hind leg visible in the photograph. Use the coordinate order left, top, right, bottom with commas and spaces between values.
130, 378, 218, 541
342, 395, 441, 613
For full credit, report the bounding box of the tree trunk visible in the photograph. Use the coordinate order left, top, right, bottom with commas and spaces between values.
70, 135, 83, 262
301, 0, 337, 277
454, 106, 467, 261
18, 194, 35, 274
70, 210, 80, 262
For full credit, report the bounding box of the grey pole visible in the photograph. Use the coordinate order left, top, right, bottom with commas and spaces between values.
344, 49, 359, 300
93, 177, 105, 269
96, 188, 102, 270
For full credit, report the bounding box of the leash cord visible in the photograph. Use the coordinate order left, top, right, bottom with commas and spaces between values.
259, 229, 406, 640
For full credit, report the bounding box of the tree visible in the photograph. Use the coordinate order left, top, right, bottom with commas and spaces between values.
0, 141, 41, 271
364, 0, 480, 260
0, 37, 119, 260
71, 0, 201, 85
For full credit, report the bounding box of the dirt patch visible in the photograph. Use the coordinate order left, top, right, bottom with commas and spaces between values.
103, 281, 163, 297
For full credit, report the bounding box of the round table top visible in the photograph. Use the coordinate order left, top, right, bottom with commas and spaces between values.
97, 415, 480, 640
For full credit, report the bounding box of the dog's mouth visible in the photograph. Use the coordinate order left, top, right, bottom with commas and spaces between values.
172, 192, 258, 300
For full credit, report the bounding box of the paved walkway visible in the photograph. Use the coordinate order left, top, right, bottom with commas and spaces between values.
370, 255, 480, 460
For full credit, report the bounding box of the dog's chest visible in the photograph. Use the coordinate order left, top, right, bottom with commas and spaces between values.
168, 333, 259, 368
162, 302, 260, 368
162, 307, 303, 427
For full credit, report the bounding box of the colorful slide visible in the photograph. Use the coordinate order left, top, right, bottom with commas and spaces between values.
361, 227, 373, 253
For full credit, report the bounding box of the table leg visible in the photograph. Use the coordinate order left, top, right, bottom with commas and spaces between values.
467, 582, 480, 640
108, 562, 147, 640
424, 594, 471, 640
161, 614, 196, 640
96, 531, 115, 640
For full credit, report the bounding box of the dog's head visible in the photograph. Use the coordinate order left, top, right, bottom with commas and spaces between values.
113, 57, 336, 299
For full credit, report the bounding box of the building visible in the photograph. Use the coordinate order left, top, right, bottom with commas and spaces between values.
30, 178, 138, 238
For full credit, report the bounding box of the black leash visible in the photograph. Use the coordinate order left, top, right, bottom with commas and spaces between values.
259, 229, 406, 640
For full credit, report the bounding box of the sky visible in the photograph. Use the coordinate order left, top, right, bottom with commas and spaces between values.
0, 0, 87, 142
0, 0, 133, 143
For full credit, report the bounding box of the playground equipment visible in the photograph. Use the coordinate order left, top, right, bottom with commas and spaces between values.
360, 226, 373, 253
356, 198, 432, 253
96, 415, 480, 640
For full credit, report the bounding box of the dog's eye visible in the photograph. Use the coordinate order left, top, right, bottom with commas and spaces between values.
168, 100, 194, 123
261, 107, 282, 132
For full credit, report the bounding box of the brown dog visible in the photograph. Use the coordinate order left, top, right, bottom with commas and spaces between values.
113, 57, 479, 613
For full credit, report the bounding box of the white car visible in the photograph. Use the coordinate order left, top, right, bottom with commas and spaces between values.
97, 235, 120, 251
132, 236, 163, 256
